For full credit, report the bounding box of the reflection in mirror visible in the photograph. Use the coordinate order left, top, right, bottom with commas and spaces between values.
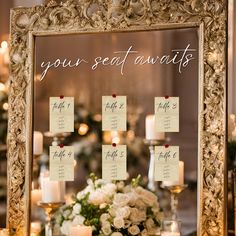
228, 0, 236, 233
32, 28, 198, 236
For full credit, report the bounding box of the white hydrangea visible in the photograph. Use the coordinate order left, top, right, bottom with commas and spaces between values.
76, 185, 93, 200
62, 209, 71, 219
89, 189, 107, 205
72, 215, 85, 226
72, 203, 81, 215
61, 220, 72, 236
101, 183, 117, 197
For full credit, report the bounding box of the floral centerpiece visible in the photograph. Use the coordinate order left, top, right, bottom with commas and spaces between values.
57, 175, 163, 236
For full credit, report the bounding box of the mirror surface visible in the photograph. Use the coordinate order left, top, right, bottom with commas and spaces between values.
32, 28, 199, 235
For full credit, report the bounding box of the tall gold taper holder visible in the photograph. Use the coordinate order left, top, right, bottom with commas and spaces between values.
144, 139, 165, 192
161, 184, 188, 219
37, 202, 64, 236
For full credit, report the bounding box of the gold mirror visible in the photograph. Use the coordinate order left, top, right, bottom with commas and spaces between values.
8, 1, 227, 235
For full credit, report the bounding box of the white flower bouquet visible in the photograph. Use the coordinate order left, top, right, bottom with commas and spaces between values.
57, 174, 163, 236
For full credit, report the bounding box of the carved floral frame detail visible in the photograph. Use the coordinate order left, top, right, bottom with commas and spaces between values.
8, 0, 227, 235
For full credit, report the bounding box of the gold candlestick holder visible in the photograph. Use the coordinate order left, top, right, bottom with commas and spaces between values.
37, 202, 64, 236
144, 139, 165, 192
161, 184, 188, 220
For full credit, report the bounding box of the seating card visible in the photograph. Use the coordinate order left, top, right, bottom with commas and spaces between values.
49, 97, 74, 133
49, 146, 74, 181
102, 145, 127, 180
155, 97, 179, 132
102, 96, 127, 131
154, 146, 179, 181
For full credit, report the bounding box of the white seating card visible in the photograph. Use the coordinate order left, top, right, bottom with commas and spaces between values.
102, 145, 127, 180
49, 97, 74, 133
155, 97, 179, 132
49, 146, 74, 181
102, 96, 127, 131
154, 146, 179, 181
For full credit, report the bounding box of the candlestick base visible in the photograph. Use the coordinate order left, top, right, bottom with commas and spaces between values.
161, 184, 188, 220
144, 139, 165, 146
37, 202, 65, 236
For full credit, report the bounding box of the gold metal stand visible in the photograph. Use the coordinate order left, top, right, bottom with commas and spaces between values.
37, 202, 64, 236
162, 184, 188, 219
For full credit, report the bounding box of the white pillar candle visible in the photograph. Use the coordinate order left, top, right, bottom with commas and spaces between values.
0, 229, 9, 236
31, 221, 41, 235
70, 226, 92, 236
41, 177, 63, 203
232, 127, 236, 141
162, 161, 184, 187
145, 115, 165, 140
33, 131, 43, 155
59, 181, 66, 202
31, 189, 42, 204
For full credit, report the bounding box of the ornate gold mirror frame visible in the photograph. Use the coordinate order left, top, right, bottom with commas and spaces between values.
7, 0, 227, 235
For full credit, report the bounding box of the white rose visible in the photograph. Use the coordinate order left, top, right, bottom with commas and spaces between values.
129, 208, 146, 224
141, 229, 148, 236
128, 225, 140, 235
124, 220, 131, 228
102, 222, 112, 235
135, 187, 157, 206
115, 206, 130, 219
111, 232, 123, 236
101, 183, 117, 196
60, 220, 72, 236
72, 203, 82, 215
134, 199, 146, 208
113, 193, 130, 207
145, 218, 155, 230
127, 191, 138, 206
100, 213, 110, 224
72, 215, 85, 226
113, 217, 125, 229
88, 189, 106, 205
